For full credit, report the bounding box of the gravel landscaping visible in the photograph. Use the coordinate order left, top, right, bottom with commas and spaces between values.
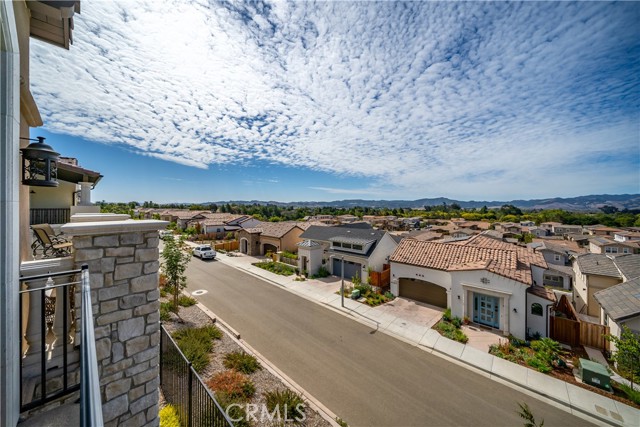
161, 303, 333, 426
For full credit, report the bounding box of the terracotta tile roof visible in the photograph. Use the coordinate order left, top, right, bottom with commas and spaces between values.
390, 234, 546, 285
527, 285, 557, 302
198, 213, 246, 225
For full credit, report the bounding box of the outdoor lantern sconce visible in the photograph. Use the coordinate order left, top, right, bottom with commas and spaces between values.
20, 137, 60, 187
513, 308, 518, 313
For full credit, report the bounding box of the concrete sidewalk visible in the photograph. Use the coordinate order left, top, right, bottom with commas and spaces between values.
196, 247, 638, 426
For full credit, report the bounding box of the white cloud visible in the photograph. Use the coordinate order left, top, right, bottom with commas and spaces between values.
30, 1, 640, 199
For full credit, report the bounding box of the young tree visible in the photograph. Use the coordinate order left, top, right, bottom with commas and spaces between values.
161, 236, 191, 313
607, 325, 640, 388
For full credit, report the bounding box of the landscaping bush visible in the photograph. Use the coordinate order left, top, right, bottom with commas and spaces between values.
159, 404, 181, 427
354, 283, 372, 296
384, 291, 396, 301
442, 307, 452, 322
253, 261, 296, 276
223, 351, 261, 374
451, 317, 463, 329
312, 266, 330, 279
525, 354, 553, 373
178, 295, 197, 307
207, 370, 255, 401
281, 250, 298, 260
435, 321, 468, 344
172, 325, 222, 372
160, 301, 174, 321
264, 389, 306, 422
616, 382, 640, 405
215, 393, 250, 427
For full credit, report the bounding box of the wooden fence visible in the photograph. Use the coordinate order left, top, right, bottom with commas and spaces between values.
213, 241, 239, 252
550, 316, 609, 350
369, 265, 391, 289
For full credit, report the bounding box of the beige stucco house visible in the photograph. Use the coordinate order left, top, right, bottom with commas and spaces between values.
389, 234, 548, 339
237, 222, 305, 256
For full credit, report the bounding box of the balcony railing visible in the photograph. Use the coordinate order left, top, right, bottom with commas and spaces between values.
19, 265, 103, 425
30, 208, 71, 225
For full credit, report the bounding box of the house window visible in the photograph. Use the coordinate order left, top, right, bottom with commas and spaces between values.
333, 242, 342, 248
554, 254, 561, 262
342, 243, 352, 249
623, 248, 630, 254
531, 303, 543, 316
353, 244, 363, 251
605, 247, 618, 254
544, 275, 562, 283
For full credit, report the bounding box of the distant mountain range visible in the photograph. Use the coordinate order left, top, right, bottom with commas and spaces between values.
204, 194, 640, 212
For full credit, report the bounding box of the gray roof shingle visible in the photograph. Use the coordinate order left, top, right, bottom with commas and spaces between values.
613, 254, 640, 281
593, 277, 640, 321
575, 254, 622, 278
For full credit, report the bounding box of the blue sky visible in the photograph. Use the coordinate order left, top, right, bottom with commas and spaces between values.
30, 1, 640, 203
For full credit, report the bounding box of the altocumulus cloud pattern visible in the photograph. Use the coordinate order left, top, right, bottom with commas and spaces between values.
30, 1, 640, 198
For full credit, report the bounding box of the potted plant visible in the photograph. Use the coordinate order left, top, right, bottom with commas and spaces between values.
463, 316, 471, 325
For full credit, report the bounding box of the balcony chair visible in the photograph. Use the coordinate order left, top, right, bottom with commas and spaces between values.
31, 223, 73, 258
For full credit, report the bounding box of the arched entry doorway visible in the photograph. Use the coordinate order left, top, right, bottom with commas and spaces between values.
240, 238, 248, 254
263, 243, 278, 255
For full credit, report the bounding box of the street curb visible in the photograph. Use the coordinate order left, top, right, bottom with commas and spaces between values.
191, 299, 342, 427
212, 254, 627, 427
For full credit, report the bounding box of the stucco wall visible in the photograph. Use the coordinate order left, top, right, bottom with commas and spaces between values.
586, 275, 622, 317
368, 234, 397, 272
30, 181, 76, 209
527, 292, 552, 338
279, 227, 304, 253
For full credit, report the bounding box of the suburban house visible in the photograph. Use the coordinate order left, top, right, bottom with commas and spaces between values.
336, 214, 359, 224
551, 224, 584, 235
389, 235, 548, 339
1, 3, 165, 426
593, 277, 640, 353
449, 228, 477, 239
237, 222, 305, 256
524, 226, 548, 238
613, 231, 640, 243
29, 157, 102, 225
586, 226, 623, 237
494, 222, 522, 234
540, 222, 562, 233
159, 209, 208, 229
588, 237, 638, 255
528, 239, 585, 290
297, 224, 399, 282
402, 229, 443, 241
188, 213, 261, 238
573, 254, 640, 318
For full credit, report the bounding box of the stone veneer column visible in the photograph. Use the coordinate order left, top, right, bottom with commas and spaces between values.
62, 217, 168, 427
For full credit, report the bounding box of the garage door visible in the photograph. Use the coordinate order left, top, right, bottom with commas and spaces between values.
332, 258, 362, 281
399, 278, 447, 308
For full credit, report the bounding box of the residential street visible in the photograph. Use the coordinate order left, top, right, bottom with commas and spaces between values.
186, 259, 594, 427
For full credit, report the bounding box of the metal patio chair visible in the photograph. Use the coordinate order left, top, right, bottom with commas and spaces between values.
31, 223, 73, 258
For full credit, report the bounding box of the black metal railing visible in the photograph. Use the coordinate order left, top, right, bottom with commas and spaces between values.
19, 268, 80, 411
160, 325, 233, 427
30, 208, 71, 225
19, 265, 103, 425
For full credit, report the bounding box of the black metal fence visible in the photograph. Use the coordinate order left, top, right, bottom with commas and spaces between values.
30, 208, 71, 225
160, 325, 233, 427
19, 268, 80, 411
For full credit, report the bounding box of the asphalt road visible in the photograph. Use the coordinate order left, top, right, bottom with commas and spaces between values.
186, 258, 593, 427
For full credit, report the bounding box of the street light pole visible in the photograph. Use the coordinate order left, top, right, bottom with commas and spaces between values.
341, 256, 345, 307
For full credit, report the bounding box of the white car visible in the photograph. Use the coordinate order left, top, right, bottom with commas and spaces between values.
193, 244, 216, 260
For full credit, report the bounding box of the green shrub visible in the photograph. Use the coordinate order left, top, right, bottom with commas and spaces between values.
178, 295, 197, 307
442, 308, 452, 322
312, 266, 330, 279
253, 261, 296, 276
159, 404, 181, 427
435, 321, 468, 344
281, 250, 298, 260
354, 283, 372, 295
384, 291, 395, 300
172, 325, 222, 372
451, 317, 463, 329
223, 351, 261, 374
617, 382, 640, 405
336, 417, 349, 427
264, 389, 305, 422
525, 354, 553, 373
160, 302, 173, 321
215, 393, 250, 427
